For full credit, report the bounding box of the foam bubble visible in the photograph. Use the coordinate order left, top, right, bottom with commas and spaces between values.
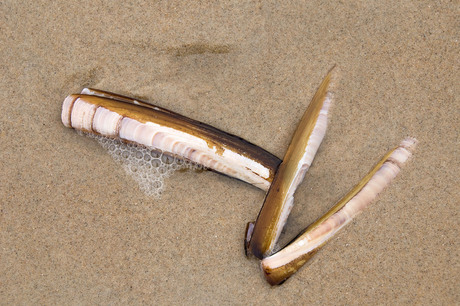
84, 133, 205, 198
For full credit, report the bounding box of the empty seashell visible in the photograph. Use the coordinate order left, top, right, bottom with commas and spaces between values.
261, 137, 417, 285
61, 91, 281, 191
246, 68, 333, 259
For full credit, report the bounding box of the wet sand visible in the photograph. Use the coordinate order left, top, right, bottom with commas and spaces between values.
1, 1, 458, 304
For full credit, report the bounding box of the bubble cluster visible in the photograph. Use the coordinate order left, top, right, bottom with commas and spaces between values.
85, 133, 204, 198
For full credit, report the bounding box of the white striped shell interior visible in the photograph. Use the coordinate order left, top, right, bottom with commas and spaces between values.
62, 96, 271, 191
262, 137, 417, 269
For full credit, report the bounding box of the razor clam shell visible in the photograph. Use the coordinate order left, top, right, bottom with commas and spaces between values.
247, 69, 333, 259
261, 137, 417, 285
61, 94, 281, 191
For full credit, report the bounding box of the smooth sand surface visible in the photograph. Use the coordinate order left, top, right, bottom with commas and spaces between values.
1, 1, 458, 304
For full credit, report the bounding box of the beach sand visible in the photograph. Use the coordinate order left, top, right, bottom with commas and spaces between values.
1, 1, 458, 304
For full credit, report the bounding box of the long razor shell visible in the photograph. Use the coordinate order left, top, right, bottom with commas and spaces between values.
261, 137, 417, 285
61, 94, 281, 191
247, 69, 333, 259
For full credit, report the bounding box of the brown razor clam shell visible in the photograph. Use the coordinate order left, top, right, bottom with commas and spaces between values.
261, 138, 417, 285
247, 69, 333, 259
61, 93, 281, 191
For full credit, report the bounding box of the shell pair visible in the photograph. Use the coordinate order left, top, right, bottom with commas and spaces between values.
61, 69, 416, 285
